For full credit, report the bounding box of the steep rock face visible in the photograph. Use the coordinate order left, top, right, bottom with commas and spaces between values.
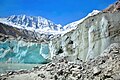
0, 23, 50, 42
49, 12, 120, 61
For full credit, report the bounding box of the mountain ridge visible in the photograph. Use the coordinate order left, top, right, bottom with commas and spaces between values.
0, 15, 63, 34
0, 10, 100, 35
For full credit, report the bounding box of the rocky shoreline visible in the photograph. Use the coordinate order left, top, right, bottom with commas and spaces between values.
0, 43, 120, 80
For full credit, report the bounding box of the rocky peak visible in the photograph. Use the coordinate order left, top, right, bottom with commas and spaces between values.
103, 0, 120, 13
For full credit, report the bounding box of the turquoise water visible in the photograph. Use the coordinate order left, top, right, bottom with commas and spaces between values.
0, 63, 42, 74
0, 39, 49, 73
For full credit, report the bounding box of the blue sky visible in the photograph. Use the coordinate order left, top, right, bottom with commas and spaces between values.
0, 0, 116, 25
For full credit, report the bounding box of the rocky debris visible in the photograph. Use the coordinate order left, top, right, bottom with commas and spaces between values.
93, 66, 101, 75
1, 69, 30, 77
101, 43, 120, 56
7, 71, 15, 76
17, 69, 29, 74
38, 73, 45, 78
1, 43, 120, 80
32, 66, 40, 70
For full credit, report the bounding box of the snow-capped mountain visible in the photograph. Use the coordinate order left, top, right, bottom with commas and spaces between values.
0, 10, 100, 36
0, 15, 63, 34
63, 10, 100, 31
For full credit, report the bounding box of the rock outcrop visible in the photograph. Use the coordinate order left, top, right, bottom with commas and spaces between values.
103, 0, 120, 13
49, 12, 120, 61
0, 23, 50, 43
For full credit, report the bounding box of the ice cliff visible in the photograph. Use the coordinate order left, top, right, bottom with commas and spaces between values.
0, 23, 50, 63
49, 12, 120, 61
0, 40, 49, 63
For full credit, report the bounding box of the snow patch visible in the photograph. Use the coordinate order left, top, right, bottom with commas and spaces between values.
63, 10, 100, 34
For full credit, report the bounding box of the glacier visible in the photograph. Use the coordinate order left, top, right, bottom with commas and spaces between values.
0, 39, 49, 64
0, 10, 102, 64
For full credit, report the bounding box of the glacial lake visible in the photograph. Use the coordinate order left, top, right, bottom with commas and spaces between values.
0, 63, 42, 74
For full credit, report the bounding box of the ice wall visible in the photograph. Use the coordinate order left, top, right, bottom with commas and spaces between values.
49, 12, 120, 61
0, 39, 49, 64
